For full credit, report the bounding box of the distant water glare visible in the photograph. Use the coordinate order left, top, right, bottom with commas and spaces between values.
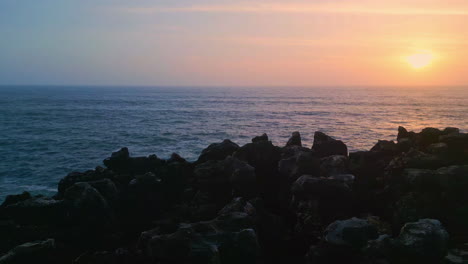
0, 86, 467, 200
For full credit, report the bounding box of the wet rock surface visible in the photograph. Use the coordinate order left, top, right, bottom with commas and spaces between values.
1, 126, 467, 263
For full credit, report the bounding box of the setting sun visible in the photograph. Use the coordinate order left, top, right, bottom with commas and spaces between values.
406, 52, 434, 69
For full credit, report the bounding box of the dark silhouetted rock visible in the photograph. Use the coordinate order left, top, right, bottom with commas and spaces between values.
371, 140, 398, 154
167, 153, 186, 163
320, 155, 348, 177
1, 192, 31, 208
252, 133, 268, 143
142, 213, 258, 264
397, 219, 449, 261
0, 239, 55, 264
324, 217, 379, 248
286, 131, 302, 147
312, 131, 348, 158
197, 139, 240, 164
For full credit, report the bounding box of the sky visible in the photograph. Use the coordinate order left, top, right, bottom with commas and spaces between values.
1, 0, 467, 86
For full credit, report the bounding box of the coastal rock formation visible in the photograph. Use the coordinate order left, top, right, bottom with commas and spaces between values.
1, 127, 467, 263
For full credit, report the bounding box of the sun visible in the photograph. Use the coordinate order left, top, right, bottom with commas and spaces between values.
405, 52, 433, 69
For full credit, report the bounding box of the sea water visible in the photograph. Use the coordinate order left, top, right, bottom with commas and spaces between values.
1, 86, 467, 200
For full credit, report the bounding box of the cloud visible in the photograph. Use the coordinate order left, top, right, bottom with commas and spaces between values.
115, 2, 468, 16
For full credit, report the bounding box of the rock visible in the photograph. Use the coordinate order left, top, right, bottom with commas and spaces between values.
64, 182, 113, 226
2, 196, 66, 225
291, 175, 351, 200
0, 239, 55, 264
419, 127, 443, 147
443, 127, 460, 135
233, 140, 282, 207
252, 133, 268, 143
57, 167, 114, 198
427, 142, 449, 155
88, 178, 119, 205
218, 197, 247, 215
397, 219, 449, 261
103, 148, 165, 175
402, 168, 440, 192
197, 139, 240, 164
397, 126, 409, 140
167, 153, 186, 163
371, 140, 398, 154
291, 175, 353, 225
224, 157, 257, 198
320, 155, 348, 177
73, 248, 141, 264
286, 131, 302, 147
312, 131, 348, 158
1, 192, 31, 208
143, 213, 259, 264
329, 174, 355, 188
324, 217, 379, 248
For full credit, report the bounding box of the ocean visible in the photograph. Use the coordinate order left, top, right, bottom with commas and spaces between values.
0, 86, 467, 200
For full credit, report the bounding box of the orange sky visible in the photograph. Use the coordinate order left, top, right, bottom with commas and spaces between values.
1, 0, 468, 86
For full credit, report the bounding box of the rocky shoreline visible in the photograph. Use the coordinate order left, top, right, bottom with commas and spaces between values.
1, 126, 468, 263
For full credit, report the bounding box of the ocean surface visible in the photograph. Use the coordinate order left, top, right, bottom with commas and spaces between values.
1, 86, 467, 200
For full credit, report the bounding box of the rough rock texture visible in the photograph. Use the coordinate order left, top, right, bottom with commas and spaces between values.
312, 131, 348, 158
1, 126, 467, 264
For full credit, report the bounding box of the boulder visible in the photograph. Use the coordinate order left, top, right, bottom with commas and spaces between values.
427, 142, 449, 155
57, 166, 114, 198
167, 153, 186, 163
64, 182, 113, 226
1, 192, 31, 208
0, 239, 55, 264
252, 133, 268, 143
291, 175, 351, 200
286, 131, 302, 147
320, 155, 348, 177
397, 219, 449, 261
370, 140, 398, 154
418, 127, 443, 147
324, 217, 379, 248
197, 139, 240, 164
103, 148, 165, 175
2, 196, 66, 225
291, 175, 353, 225
142, 213, 259, 264
312, 132, 348, 158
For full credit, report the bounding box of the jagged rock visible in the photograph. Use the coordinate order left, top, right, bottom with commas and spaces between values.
279, 151, 320, 183
320, 155, 348, 177
233, 140, 282, 207
312, 131, 348, 158
402, 168, 440, 192
142, 213, 258, 264
418, 127, 443, 147
329, 174, 355, 188
1, 192, 31, 208
197, 139, 240, 164
2, 196, 66, 225
286, 131, 302, 147
64, 182, 113, 226
57, 167, 114, 198
88, 178, 119, 205
73, 248, 141, 264
291, 175, 351, 200
324, 217, 379, 248
252, 133, 268, 143
103, 148, 165, 175
167, 153, 186, 163
397, 219, 449, 261
371, 140, 398, 154
427, 142, 449, 155
0, 239, 55, 264
291, 175, 353, 226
